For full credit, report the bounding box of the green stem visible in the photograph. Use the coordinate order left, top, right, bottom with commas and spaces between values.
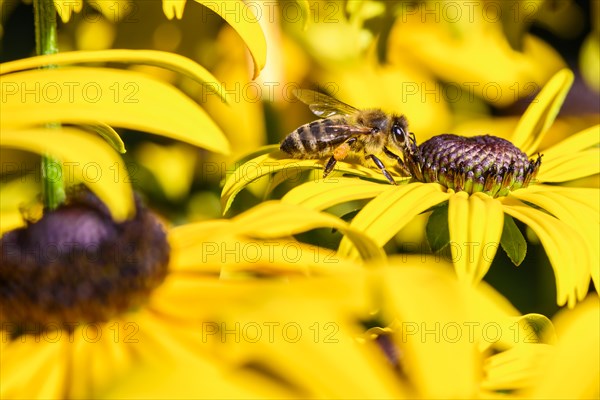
34, 0, 65, 209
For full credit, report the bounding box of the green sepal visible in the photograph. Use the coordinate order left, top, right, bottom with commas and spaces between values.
426, 203, 450, 253
500, 214, 528, 266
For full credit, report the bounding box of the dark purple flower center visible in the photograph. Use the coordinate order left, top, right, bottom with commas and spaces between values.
404, 134, 541, 197
0, 187, 170, 336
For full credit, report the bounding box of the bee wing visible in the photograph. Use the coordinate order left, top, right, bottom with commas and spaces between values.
293, 89, 359, 118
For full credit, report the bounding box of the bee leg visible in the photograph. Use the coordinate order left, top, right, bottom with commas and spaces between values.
324, 138, 357, 178
383, 147, 411, 176
323, 156, 337, 178
366, 154, 397, 185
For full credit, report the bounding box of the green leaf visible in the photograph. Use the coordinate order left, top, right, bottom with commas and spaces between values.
500, 214, 527, 266
1, 67, 230, 154
0, 49, 229, 103
194, 0, 267, 79
426, 203, 450, 253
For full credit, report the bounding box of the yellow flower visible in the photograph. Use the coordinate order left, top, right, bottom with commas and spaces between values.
223, 68, 599, 308
0, 198, 379, 398
0, 188, 576, 399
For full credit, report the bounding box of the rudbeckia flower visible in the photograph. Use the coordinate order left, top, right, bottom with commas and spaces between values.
222, 68, 599, 307
0, 193, 380, 398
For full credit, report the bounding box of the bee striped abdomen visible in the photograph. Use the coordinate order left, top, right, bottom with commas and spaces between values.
280, 117, 348, 158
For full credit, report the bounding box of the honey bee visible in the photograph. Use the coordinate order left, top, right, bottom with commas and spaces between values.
280, 89, 416, 184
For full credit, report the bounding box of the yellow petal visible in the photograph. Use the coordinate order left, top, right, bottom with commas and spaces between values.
218, 237, 363, 277
53, 0, 83, 23
162, 0, 187, 19
511, 68, 574, 154
537, 148, 600, 182
526, 296, 600, 399
0, 339, 68, 399
379, 263, 515, 398
69, 324, 135, 398
220, 148, 397, 214
1, 67, 230, 154
541, 124, 600, 160
517, 185, 600, 218
102, 356, 290, 399
483, 344, 554, 391
172, 201, 385, 261
0, 49, 228, 103
206, 276, 406, 398
0, 127, 134, 221
482, 313, 557, 391
338, 183, 450, 258
193, 0, 267, 79
501, 197, 590, 307
448, 192, 504, 285
229, 201, 385, 261
281, 177, 393, 210
168, 220, 232, 249
170, 231, 362, 277
0, 177, 40, 236
511, 186, 599, 293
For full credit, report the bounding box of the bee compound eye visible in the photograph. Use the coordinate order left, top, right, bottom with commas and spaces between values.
392, 124, 406, 143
